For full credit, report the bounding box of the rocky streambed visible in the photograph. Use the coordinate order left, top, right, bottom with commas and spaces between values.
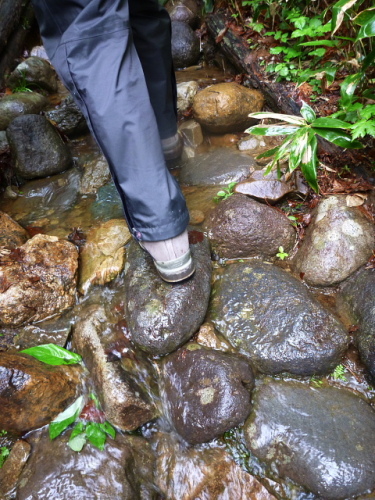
1, 9, 375, 500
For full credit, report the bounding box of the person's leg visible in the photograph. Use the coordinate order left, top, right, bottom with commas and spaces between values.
31, 0, 189, 244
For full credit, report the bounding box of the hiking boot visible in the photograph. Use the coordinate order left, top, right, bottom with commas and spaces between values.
162, 132, 184, 161
140, 229, 195, 283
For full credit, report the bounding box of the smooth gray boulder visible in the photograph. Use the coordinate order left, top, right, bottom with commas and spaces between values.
162, 345, 254, 444
124, 232, 211, 356
17, 431, 157, 500
337, 268, 375, 381
0, 93, 47, 130
73, 304, 157, 431
6, 114, 72, 180
205, 194, 295, 259
244, 379, 375, 499
45, 94, 89, 137
7, 56, 58, 93
292, 196, 375, 286
210, 261, 348, 375
171, 21, 200, 69
179, 148, 255, 186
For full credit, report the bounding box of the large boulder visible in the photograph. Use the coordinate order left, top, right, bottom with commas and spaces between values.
205, 194, 296, 259
337, 268, 375, 381
0, 234, 78, 327
17, 431, 157, 500
0, 440, 30, 499
165, 0, 199, 27
7, 56, 58, 93
78, 219, 131, 295
292, 196, 375, 286
193, 83, 264, 133
0, 353, 80, 434
171, 21, 200, 69
0, 211, 28, 248
162, 345, 254, 444
210, 261, 349, 375
244, 379, 375, 499
124, 233, 211, 356
0, 92, 47, 131
45, 94, 89, 137
73, 304, 157, 431
6, 114, 73, 180
179, 148, 255, 186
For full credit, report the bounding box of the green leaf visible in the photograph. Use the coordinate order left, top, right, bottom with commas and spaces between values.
312, 127, 363, 148
256, 145, 281, 159
70, 422, 86, 439
356, 12, 375, 39
247, 125, 300, 136
299, 40, 338, 47
248, 112, 305, 125
49, 396, 85, 440
99, 421, 116, 439
353, 7, 375, 26
85, 423, 107, 450
362, 47, 375, 72
300, 102, 316, 123
300, 134, 319, 192
68, 433, 87, 452
309, 48, 326, 57
216, 190, 226, 196
331, 0, 359, 35
351, 119, 375, 139
311, 117, 352, 129
21, 344, 82, 366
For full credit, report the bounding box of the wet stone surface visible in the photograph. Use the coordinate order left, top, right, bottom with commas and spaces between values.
0, 211, 28, 248
124, 234, 212, 356
210, 261, 349, 375
7, 56, 58, 93
171, 21, 200, 69
244, 379, 375, 499
162, 345, 254, 444
0, 92, 48, 131
45, 94, 89, 137
0, 440, 31, 499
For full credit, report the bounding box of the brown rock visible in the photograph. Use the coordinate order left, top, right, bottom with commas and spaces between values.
166, 0, 199, 27
205, 194, 295, 259
195, 322, 233, 352
193, 83, 264, 133
78, 219, 131, 295
189, 209, 205, 225
0, 353, 80, 434
0, 234, 78, 327
0, 440, 31, 499
235, 179, 293, 203
0, 212, 28, 248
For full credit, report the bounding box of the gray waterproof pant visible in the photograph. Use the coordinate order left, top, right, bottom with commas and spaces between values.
31, 0, 190, 241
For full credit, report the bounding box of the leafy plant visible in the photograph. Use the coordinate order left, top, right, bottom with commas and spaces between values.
331, 364, 347, 380
21, 344, 82, 365
276, 246, 289, 260
213, 182, 237, 202
246, 101, 363, 192
0, 447, 10, 468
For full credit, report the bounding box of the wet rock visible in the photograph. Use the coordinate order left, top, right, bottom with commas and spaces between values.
0, 130, 8, 151
6, 114, 73, 180
211, 261, 348, 375
205, 194, 295, 259
244, 379, 375, 499
193, 83, 264, 134
73, 304, 156, 431
177, 81, 199, 112
78, 219, 131, 295
79, 154, 111, 194
179, 118, 203, 147
0, 234, 78, 327
235, 179, 294, 203
337, 268, 375, 381
0, 352, 80, 434
162, 345, 253, 444
45, 94, 89, 137
0, 92, 48, 130
179, 148, 255, 186
292, 196, 375, 286
166, 0, 199, 27
171, 21, 200, 69
7, 56, 58, 93
17, 431, 157, 500
30, 46, 49, 60
91, 182, 123, 221
154, 431, 276, 500
0, 211, 28, 248
195, 322, 233, 352
189, 208, 205, 224
238, 135, 266, 150
124, 234, 211, 356
0, 440, 31, 499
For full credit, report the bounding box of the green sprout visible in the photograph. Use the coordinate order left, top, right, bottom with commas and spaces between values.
276, 246, 289, 260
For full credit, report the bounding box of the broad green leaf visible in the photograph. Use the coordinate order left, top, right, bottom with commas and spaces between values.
246, 125, 300, 136
353, 7, 375, 26
299, 40, 338, 47
70, 422, 85, 439
68, 433, 87, 452
256, 145, 281, 159
331, 0, 359, 35
312, 127, 363, 148
99, 421, 116, 439
85, 423, 106, 450
340, 73, 363, 100
351, 119, 375, 139
300, 102, 316, 123
311, 117, 352, 129
216, 191, 226, 196
356, 14, 375, 39
248, 112, 305, 125
49, 396, 85, 440
21, 344, 82, 366
309, 48, 326, 57
289, 131, 309, 171
300, 134, 319, 192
